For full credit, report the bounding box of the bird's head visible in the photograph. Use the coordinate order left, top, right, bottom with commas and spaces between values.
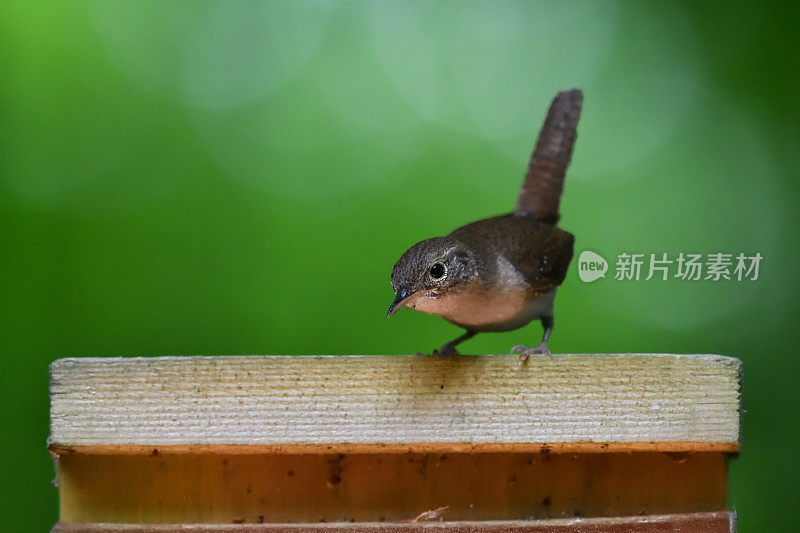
387, 237, 477, 318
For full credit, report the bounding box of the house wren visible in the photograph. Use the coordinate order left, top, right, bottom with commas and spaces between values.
387, 89, 582, 359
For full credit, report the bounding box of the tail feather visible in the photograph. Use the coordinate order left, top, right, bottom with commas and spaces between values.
515, 89, 583, 224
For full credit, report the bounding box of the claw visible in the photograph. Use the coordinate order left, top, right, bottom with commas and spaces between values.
510, 344, 527, 355
511, 342, 552, 362
434, 344, 460, 356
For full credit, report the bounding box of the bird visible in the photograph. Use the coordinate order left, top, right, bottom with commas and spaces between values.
386, 89, 582, 360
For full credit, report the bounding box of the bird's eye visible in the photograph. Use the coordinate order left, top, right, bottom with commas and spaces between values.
429, 262, 446, 281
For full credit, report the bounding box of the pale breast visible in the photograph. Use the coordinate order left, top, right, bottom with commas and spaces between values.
410, 284, 556, 332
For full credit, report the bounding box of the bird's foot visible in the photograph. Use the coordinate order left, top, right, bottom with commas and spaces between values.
433, 343, 461, 356
510, 342, 552, 362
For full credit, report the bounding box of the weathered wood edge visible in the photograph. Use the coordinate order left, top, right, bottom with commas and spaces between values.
50, 511, 736, 532
49, 353, 741, 364
48, 441, 740, 457
49, 353, 742, 449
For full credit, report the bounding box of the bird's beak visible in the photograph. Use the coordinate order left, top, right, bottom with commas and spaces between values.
387, 288, 412, 318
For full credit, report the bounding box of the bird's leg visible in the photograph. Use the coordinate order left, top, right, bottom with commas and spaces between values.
433, 330, 477, 355
511, 315, 553, 362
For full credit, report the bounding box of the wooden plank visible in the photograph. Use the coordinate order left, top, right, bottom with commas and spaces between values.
51, 511, 736, 532
49, 441, 739, 456
49, 354, 741, 450
56, 451, 727, 523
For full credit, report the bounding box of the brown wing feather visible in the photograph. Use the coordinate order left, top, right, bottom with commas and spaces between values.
449, 215, 574, 291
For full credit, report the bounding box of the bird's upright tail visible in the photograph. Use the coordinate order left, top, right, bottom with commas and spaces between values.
514, 89, 583, 224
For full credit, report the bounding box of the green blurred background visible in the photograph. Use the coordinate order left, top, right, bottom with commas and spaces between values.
1, 1, 798, 530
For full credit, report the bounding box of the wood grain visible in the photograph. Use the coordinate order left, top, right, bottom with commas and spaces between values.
51, 511, 736, 532
48, 441, 739, 457
49, 354, 741, 449
56, 451, 728, 523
